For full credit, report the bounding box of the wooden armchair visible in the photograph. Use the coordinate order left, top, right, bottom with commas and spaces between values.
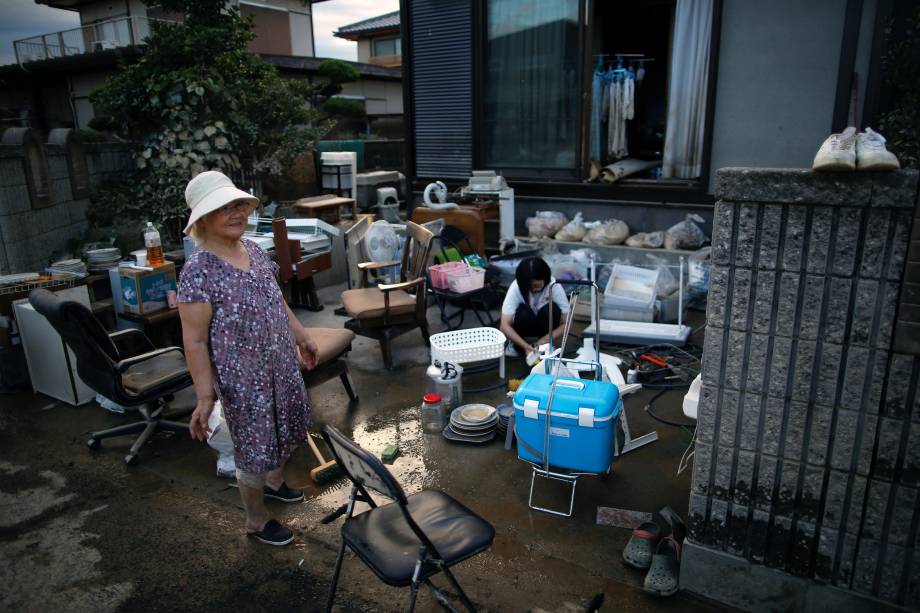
340, 221, 434, 370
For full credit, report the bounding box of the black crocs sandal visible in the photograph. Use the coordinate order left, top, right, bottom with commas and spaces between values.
264, 482, 304, 503
643, 536, 681, 597
248, 519, 294, 546
622, 521, 661, 569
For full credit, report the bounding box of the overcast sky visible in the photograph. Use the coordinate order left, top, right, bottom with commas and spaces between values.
0, 0, 399, 66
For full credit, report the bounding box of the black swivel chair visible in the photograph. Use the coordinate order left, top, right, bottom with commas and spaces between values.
321, 425, 495, 612
29, 289, 193, 466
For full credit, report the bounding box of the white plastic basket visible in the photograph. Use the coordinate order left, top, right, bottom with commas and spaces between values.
430, 327, 507, 379
604, 264, 659, 309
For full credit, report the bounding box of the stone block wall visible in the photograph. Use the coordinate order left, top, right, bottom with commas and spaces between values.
0, 138, 133, 275
683, 168, 920, 611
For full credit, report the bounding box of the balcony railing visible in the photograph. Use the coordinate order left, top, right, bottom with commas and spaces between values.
12, 16, 173, 65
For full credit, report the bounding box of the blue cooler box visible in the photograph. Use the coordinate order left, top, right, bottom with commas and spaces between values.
513, 373, 621, 473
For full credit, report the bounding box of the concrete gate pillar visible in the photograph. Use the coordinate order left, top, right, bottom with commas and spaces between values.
682, 167, 920, 611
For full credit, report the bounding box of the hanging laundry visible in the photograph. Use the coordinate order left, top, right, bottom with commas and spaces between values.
607, 71, 635, 159
590, 68, 606, 162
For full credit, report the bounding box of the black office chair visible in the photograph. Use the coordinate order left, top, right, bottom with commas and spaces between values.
321, 425, 495, 612
29, 289, 193, 466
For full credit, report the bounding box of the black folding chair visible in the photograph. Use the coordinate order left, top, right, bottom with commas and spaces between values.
321, 425, 495, 612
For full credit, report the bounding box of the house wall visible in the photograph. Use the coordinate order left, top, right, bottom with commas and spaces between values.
339, 79, 403, 116
70, 72, 111, 128
406, 0, 881, 237
357, 39, 371, 63
78, 1, 129, 25
0, 136, 134, 275
707, 0, 874, 188
683, 168, 920, 611
289, 10, 314, 56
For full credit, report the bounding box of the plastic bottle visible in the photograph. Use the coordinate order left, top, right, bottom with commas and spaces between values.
421, 393, 445, 434
144, 222, 165, 268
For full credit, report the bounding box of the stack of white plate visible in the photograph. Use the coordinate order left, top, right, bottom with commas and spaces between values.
85, 248, 121, 271
442, 404, 498, 444
50, 258, 87, 275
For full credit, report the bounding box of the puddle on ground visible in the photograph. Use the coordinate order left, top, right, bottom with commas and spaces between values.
307, 405, 443, 512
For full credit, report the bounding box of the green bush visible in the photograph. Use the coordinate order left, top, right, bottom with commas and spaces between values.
321, 97, 366, 119
880, 7, 920, 168
87, 115, 118, 131
89, 0, 332, 242
76, 128, 107, 143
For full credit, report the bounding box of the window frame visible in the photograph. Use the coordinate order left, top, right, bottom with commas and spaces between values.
372, 36, 401, 58
472, 0, 723, 199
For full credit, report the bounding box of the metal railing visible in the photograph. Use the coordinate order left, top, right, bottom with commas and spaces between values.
12, 16, 173, 65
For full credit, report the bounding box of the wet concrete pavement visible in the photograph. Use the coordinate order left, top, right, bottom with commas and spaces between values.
0, 285, 728, 612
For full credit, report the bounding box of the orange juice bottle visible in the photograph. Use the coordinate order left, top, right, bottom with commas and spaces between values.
144, 222, 165, 268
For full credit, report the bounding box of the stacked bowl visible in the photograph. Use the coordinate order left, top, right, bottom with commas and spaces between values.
442, 404, 497, 444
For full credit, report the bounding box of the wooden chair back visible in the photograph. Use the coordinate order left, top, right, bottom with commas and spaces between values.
271, 217, 301, 283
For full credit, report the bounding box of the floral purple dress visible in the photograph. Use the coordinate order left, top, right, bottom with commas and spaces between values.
178, 238, 311, 473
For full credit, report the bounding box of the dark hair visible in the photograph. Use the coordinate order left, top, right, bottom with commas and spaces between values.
515, 257, 552, 293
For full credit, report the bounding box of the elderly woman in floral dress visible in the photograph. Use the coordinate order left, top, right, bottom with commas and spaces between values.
178, 171, 318, 546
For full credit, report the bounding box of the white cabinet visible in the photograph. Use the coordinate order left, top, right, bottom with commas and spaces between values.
14, 286, 95, 406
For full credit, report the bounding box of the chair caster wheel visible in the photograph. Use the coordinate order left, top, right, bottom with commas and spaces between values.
124, 454, 139, 466
87, 438, 100, 450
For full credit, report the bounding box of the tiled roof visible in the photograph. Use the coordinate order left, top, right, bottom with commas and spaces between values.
334, 10, 400, 38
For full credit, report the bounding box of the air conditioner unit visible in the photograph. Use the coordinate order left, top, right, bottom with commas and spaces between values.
94, 40, 119, 51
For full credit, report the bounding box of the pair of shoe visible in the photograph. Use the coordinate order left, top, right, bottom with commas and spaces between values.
622, 522, 681, 597
247, 482, 303, 546
813, 127, 900, 172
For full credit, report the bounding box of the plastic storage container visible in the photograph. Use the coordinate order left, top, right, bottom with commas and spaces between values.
445, 265, 485, 293
603, 264, 659, 309
428, 261, 468, 289
421, 393, 446, 433
427, 362, 463, 412
513, 373, 621, 473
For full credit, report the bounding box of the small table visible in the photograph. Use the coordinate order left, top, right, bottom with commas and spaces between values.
294, 195, 358, 223
119, 308, 181, 348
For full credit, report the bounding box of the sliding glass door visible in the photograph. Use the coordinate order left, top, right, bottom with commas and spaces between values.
481, 0, 582, 176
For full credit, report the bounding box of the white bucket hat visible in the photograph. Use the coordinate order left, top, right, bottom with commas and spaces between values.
183, 170, 259, 234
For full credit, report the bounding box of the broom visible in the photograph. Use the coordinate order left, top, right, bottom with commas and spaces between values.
307, 434, 343, 484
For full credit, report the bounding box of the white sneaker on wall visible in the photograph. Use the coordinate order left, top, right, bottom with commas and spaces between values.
813, 126, 857, 171
856, 127, 901, 171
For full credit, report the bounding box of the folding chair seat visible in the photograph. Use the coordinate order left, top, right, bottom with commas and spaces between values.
322, 425, 495, 612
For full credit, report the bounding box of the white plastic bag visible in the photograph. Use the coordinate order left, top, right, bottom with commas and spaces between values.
625, 231, 665, 249
96, 394, 133, 414
206, 400, 236, 478
544, 253, 587, 281
555, 212, 587, 241
664, 214, 709, 250
526, 211, 568, 238
583, 219, 629, 245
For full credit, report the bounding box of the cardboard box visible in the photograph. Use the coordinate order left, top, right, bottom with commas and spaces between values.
119, 262, 176, 315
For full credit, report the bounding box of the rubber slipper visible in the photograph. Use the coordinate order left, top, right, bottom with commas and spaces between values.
622, 521, 660, 569
264, 482, 304, 503
643, 536, 680, 597
248, 519, 294, 546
